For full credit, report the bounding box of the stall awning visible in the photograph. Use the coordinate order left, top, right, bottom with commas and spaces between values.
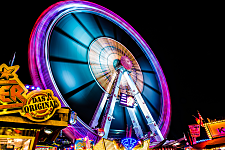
193, 136, 225, 149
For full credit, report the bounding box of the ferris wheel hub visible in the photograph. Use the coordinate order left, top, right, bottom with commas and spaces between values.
113, 59, 120, 69
89, 37, 143, 94
120, 56, 133, 70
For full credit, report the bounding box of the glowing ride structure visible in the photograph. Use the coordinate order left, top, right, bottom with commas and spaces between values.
88, 37, 163, 141
28, 0, 171, 142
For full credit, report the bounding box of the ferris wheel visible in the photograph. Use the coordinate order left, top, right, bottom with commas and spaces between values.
28, 0, 171, 141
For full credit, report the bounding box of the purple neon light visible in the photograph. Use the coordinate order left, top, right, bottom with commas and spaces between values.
63, 118, 98, 143
28, 0, 171, 139
65, 121, 98, 142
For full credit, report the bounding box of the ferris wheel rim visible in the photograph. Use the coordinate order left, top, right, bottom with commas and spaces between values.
28, 0, 171, 138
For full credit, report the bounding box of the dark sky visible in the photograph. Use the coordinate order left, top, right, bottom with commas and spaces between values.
1, 1, 224, 140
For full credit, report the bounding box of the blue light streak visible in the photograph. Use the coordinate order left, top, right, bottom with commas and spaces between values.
121, 138, 137, 150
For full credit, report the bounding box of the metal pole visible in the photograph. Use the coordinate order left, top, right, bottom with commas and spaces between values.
100, 69, 123, 139
123, 71, 164, 141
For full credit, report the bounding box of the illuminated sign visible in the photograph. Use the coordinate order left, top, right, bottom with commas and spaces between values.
0, 63, 61, 122
188, 124, 200, 137
21, 89, 61, 122
69, 111, 77, 125
75, 137, 94, 150
205, 120, 225, 139
121, 138, 137, 150
97, 128, 105, 137
120, 93, 135, 108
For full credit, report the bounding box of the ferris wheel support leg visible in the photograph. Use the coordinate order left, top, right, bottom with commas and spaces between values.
101, 70, 123, 139
127, 107, 144, 139
89, 92, 109, 128
123, 71, 164, 142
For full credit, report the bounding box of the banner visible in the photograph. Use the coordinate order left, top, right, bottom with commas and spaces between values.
188, 124, 200, 137
120, 93, 135, 108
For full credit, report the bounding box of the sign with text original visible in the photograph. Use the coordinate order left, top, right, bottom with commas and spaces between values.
0, 63, 61, 122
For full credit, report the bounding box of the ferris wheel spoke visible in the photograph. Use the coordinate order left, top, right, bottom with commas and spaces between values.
140, 70, 155, 74
93, 15, 105, 37
141, 94, 160, 116
71, 13, 95, 39
49, 56, 88, 64
126, 107, 144, 139
96, 72, 111, 82
135, 53, 144, 59
63, 80, 95, 99
55, 27, 89, 49
144, 83, 161, 95
121, 37, 132, 50
113, 24, 117, 41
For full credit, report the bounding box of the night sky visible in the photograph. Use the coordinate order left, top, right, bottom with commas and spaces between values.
0, 1, 224, 140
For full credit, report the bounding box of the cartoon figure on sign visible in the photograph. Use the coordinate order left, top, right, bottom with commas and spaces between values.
98, 128, 105, 137
127, 96, 134, 107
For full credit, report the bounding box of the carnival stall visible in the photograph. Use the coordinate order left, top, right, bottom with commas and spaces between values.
0, 63, 71, 150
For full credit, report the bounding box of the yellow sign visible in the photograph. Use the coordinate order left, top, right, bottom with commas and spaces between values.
205, 120, 225, 139
21, 89, 61, 122
0, 63, 61, 122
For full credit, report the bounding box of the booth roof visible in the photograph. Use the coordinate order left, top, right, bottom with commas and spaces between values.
193, 136, 225, 149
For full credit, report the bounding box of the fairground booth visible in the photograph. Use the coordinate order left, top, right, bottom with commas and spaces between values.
185, 113, 225, 150
188, 119, 225, 149
0, 64, 71, 150
2, 0, 174, 149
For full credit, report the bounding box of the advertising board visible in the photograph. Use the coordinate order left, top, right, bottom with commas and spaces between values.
119, 93, 135, 108
205, 120, 225, 139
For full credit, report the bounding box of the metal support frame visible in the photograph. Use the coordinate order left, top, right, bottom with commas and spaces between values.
89, 92, 109, 128
123, 71, 164, 141
89, 73, 117, 128
90, 67, 163, 141
126, 107, 144, 139
100, 69, 123, 138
